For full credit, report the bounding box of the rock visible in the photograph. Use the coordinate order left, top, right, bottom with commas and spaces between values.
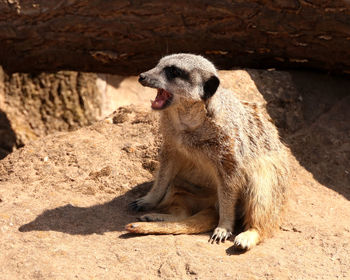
0, 70, 349, 279
0, 69, 155, 158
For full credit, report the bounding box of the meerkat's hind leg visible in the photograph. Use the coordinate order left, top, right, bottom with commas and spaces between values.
233, 229, 260, 250
234, 155, 285, 250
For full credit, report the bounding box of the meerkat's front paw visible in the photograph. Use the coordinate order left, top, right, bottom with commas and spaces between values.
209, 227, 232, 243
233, 229, 260, 250
129, 197, 155, 212
138, 213, 165, 222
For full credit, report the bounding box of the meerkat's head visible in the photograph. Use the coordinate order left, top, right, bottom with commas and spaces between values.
138, 53, 220, 110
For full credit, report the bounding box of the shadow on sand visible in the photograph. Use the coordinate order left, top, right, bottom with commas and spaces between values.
19, 182, 152, 235
247, 69, 350, 199
0, 110, 17, 159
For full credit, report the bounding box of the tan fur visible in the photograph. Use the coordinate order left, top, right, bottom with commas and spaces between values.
126, 54, 290, 250
126, 208, 218, 234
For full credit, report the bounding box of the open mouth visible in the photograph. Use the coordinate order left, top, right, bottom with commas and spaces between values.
151, 89, 173, 110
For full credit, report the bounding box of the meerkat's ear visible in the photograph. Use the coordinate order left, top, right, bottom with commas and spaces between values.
202, 75, 220, 100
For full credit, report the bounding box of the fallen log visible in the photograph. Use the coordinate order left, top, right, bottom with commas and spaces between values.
0, 0, 350, 75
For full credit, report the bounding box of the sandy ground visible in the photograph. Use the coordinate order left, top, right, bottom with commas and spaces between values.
0, 69, 350, 279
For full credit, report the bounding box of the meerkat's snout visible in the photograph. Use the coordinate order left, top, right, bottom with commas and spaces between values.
138, 72, 154, 87
139, 71, 174, 110
138, 73, 146, 83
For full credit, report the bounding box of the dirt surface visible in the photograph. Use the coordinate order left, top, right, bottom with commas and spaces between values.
0, 70, 349, 279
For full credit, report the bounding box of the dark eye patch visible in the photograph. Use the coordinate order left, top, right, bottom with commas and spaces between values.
164, 66, 189, 81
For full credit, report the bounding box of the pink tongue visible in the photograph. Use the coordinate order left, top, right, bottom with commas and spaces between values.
151, 89, 168, 109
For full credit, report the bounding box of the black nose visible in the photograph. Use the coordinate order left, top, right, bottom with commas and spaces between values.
138, 74, 146, 83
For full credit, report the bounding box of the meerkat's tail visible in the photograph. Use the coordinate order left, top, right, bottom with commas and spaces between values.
125, 208, 218, 234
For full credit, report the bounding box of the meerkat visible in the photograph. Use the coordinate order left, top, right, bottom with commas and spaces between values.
126, 54, 290, 250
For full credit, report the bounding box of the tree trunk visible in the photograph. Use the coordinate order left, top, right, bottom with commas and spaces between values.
0, 68, 103, 158
0, 0, 350, 75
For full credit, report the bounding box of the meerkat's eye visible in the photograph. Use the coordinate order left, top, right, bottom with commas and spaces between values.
164, 66, 189, 81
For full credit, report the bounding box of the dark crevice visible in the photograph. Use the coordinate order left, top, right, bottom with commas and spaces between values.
0, 110, 17, 159
247, 69, 350, 199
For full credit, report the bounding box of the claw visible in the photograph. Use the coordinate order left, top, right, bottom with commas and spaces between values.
214, 234, 219, 243
224, 235, 228, 242
209, 228, 232, 244
129, 200, 144, 212
224, 232, 232, 242
209, 234, 215, 244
